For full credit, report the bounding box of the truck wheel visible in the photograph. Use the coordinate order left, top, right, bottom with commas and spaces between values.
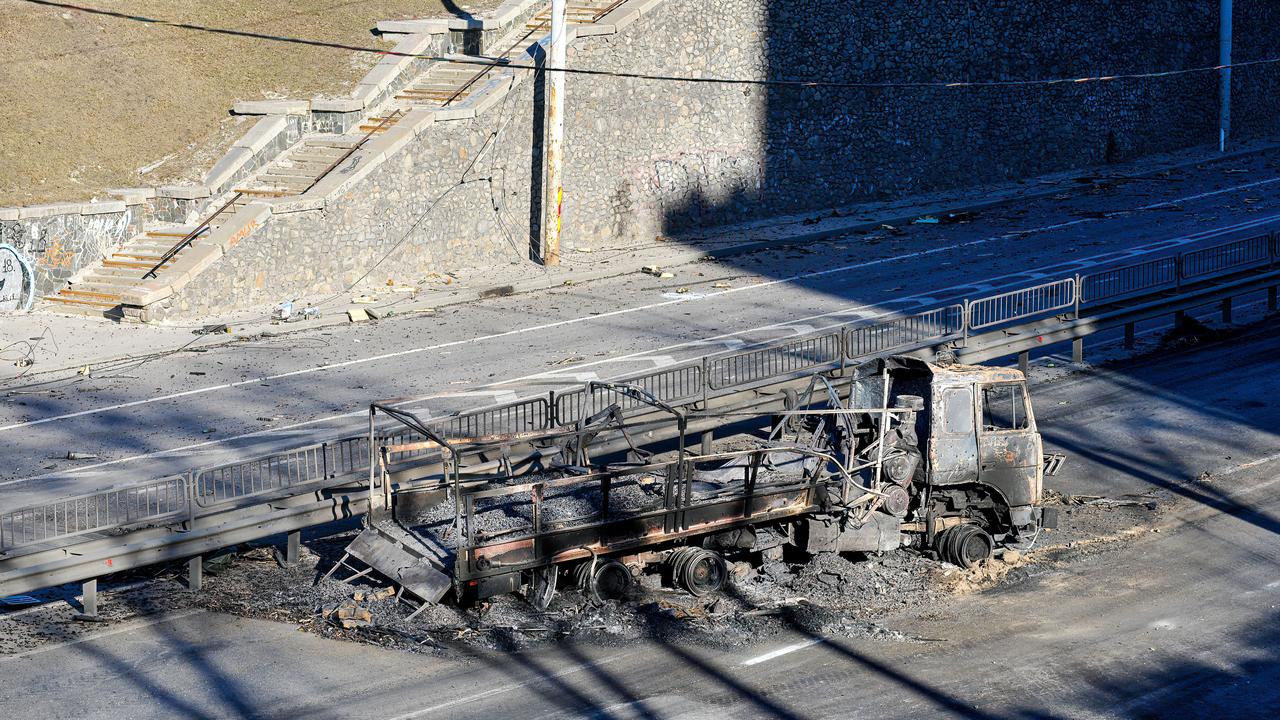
529, 564, 560, 611
938, 525, 993, 569
575, 557, 632, 603
668, 547, 727, 596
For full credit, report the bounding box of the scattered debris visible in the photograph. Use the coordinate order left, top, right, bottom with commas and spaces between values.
273, 301, 293, 322
194, 323, 229, 335
1162, 317, 1227, 348
351, 295, 378, 304
347, 308, 370, 323
65, 452, 98, 461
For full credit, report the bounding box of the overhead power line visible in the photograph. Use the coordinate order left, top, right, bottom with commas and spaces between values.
20, 0, 1280, 91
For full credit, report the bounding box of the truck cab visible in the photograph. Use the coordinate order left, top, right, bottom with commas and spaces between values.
858, 357, 1058, 557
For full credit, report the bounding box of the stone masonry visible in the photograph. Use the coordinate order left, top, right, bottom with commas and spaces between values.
115, 1, 1280, 317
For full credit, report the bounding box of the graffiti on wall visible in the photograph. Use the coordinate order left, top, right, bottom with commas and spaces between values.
0, 210, 135, 297
0, 244, 35, 312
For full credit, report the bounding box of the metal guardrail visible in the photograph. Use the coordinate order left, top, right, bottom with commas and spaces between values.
1181, 233, 1271, 280
0, 476, 189, 549
557, 364, 704, 424
5, 229, 1279, 552
846, 304, 964, 358
707, 332, 842, 390
968, 278, 1076, 330
1080, 256, 1178, 304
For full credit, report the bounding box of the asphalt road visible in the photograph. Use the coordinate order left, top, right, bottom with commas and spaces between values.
4, 148, 1280, 510
2, 317, 1277, 719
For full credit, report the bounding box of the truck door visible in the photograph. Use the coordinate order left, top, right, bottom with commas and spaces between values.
977, 382, 1039, 506
931, 386, 979, 485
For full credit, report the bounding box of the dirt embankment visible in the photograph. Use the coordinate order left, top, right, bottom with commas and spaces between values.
0, 0, 500, 207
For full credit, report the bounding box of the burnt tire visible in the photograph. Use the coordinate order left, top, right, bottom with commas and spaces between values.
574, 557, 632, 603
668, 547, 727, 596
938, 524, 993, 569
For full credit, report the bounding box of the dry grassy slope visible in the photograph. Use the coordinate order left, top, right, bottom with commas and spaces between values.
0, 0, 501, 207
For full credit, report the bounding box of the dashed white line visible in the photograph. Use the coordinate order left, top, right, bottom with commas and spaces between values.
741, 638, 825, 666
4, 209, 1278, 487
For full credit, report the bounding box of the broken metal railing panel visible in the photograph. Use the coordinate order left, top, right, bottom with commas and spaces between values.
1180, 232, 1272, 280
967, 278, 1076, 331
436, 397, 551, 438
556, 364, 704, 425
706, 332, 843, 390
1080, 256, 1179, 305
844, 304, 965, 359
193, 443, 327, 508
0, 475, 190, 552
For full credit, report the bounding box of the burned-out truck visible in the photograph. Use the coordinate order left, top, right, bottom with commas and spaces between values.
331, 355, 1061, 610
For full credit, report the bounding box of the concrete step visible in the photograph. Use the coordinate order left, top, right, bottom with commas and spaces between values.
58, 287, 125, 302
43, 295, 119, 311
306, 138, 362, 150
256, 174, 312, 188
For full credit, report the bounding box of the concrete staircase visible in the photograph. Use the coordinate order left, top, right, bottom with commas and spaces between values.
395, 0, 624, 108
39, 0, 644, 321
43, 197, 250, 318
234, 135, 368, 197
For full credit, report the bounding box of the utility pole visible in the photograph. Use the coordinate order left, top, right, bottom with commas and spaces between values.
541, 0, 567, 265
1219, 0, 1232, 152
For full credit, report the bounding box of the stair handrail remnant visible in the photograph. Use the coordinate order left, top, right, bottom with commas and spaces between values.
142, 192, 244, 280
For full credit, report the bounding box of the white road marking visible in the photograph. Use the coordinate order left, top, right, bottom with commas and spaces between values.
4, 210, 1278, 488
0, 609, 206, 662
741, 638, 825, 666
385, 651, 637, 719
4, 197, 1275, 438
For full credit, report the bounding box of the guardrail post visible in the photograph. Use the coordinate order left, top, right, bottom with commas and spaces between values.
1073, 274, 1081, 319
285, 531, 301, 566
1269, 286, 1278, 313
961, 299, 971, 347
80, 578, 98, 618
1222, 296, 1233, 324
701, 430, 714, 455
1072, 337, 1084, 364
1174, 309, 1186, 329
1017, 351, 1029, 376
188, 556, 203, 593
1175, 254, 1184, 291
1124, 322, 1136, 349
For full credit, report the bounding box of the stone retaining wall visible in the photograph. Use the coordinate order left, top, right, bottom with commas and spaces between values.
158, 0, 1280, 319
0, 200, 145, 300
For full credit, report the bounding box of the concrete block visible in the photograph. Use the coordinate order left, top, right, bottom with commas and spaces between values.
404, 108, 437, 136
465, 76, 513, 117
431, 105, 477, 122
311, 96, 366, 113
203, 147, 254, 190
232, 115, 289, 154
574, 24, 617, 37
600, 4, 642, 30
376, 19, 446, 34
79, 200, 127, 215
157, 185, 211, 200
155, 243, 224, 292
350, 83, 383, 104
633, 0, 665, 16
18, 202, 82, 219
266, 195, 327, 214
232, 99, 310, 116
120, 277, 177, 306
372, 125, 417, 158
488, 0, 539, 27
108, 187, 155, 204
0, 207, 20, 221
206, 203, 271, 253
